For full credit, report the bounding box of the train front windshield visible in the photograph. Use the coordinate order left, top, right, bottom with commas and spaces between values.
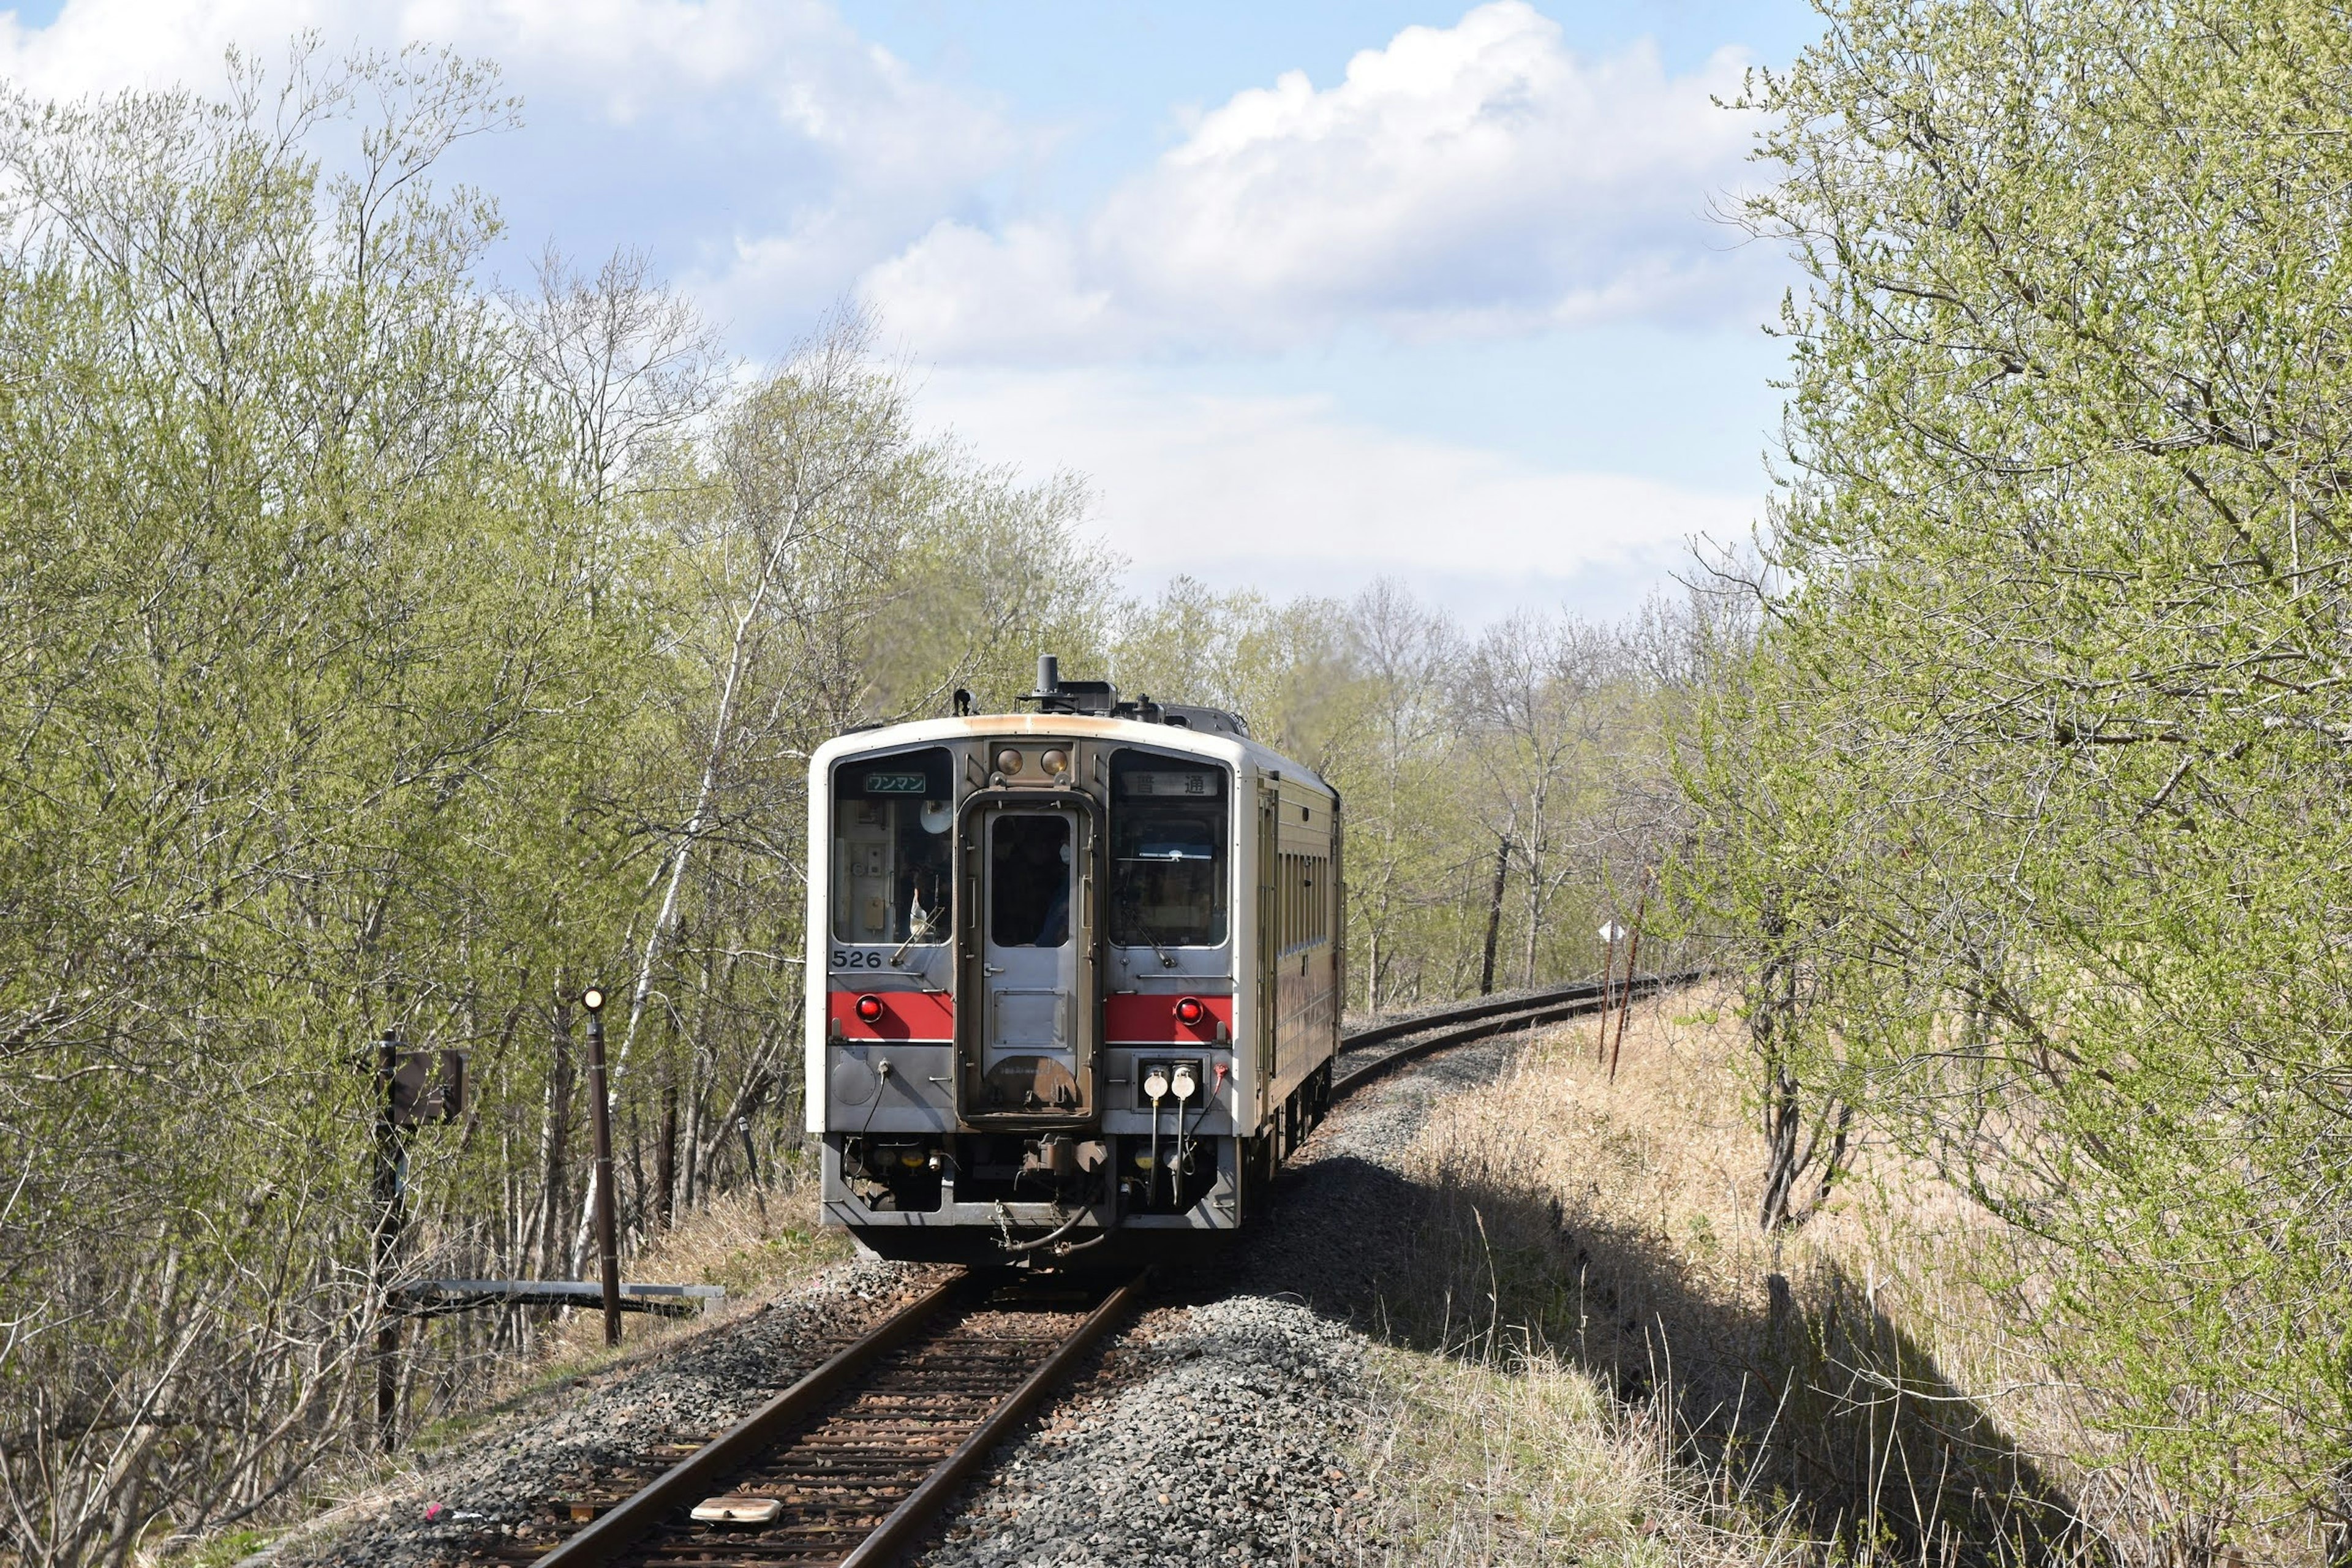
832, 748, 954, 944
1110, 750, 1227, 948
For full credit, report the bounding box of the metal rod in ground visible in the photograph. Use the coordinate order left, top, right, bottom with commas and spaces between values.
582, 987, 621, 1348
1596, 927, 1621, 1061
1610, 888, 1650, 1082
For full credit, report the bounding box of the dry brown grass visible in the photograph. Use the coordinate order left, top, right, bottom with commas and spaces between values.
1348, 984, 2118, 1567
159, 1163, 854, 1567
443, 1156, 853, 1434
1354, 1344, 1811, 1566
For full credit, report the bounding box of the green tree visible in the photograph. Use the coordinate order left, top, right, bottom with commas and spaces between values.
1700, 0, 2352, 1539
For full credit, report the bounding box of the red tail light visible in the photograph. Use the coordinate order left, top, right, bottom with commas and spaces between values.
855, 994, 884, 1023
1174, 996, 1207, 1027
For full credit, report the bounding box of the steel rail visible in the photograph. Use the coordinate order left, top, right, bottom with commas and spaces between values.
1332, 970, 1702, 1099
1338, 977, 1613, 1053
525, 1268, 1145, 1568
531, 1272, 968, 1567
837, 1269, 1150, 1567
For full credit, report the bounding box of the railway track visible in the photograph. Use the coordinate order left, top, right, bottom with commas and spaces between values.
488, 1270, 1144, 1568
480, 970, 1693, 1568
1332, 969, 1698, 1097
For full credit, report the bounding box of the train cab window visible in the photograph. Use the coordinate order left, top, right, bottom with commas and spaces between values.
1109, 750, 1229, 948
831, 748, 954, 944
989, 814, 1072, 948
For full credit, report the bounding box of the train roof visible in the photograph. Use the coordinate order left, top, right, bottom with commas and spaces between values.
814, 655, 1334, 796
812, 711, 1332, 797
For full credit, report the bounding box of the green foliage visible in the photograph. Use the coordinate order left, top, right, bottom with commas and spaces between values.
0, 52, 1120, 1567
0, 41, 1706, 1568
1113, 578, 1692, 1010
1692, 0, 2352, 1535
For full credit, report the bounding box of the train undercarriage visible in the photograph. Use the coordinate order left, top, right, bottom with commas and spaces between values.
825, 1061, 1333, 1265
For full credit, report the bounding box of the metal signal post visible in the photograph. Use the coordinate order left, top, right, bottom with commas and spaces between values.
582, 987, 622, 1347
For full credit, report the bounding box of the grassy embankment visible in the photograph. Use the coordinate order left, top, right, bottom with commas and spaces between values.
168, 1166, 853, 1567
1352, 983, 2122, 1567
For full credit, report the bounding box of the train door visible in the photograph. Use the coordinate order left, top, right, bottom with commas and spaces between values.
956, 798, 1100, 1120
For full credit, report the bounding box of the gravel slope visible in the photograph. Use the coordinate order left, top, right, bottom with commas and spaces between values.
914, 1033, 1531, 1567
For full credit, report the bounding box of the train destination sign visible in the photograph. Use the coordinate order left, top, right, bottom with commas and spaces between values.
864, 771, 929, 794
1120, 770, 1217, 797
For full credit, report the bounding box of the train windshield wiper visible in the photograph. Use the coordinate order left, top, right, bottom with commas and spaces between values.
1120, 897, 1179, 970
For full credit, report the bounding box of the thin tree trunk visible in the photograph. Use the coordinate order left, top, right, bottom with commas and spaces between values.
571, 515, 801, 1265
1520, 854, 1544, 989
1478, 837, 1509, 995
658, 1072, 677, 1232
538, 997, 576, 1278
682, 1052, 705, 1212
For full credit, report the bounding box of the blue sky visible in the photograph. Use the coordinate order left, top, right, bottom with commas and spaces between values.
0, 0, 1822, 622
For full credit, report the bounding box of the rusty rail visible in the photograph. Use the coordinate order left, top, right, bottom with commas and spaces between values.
1332, 970, 1700, 1099
837, 1270, 1149, 1567
529, 1272, 968, 1566
514, 1268, 1144, 1568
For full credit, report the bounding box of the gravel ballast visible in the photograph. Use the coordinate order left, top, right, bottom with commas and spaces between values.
913, 1031, 1534, 1567
271, 1259, 925, 1568
920, 1297, 1364, 1567
254, 1029, 1536, 1568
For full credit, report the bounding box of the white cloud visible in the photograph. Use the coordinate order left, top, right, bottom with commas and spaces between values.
0, 0, 1022, 345
861, 2, 1770, 363
918, 368, 1758, 619
0, 0, 1779, 613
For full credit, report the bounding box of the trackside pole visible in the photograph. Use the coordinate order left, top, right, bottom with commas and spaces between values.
1609, 888, 1649, 1082
583, 986, 622, 1347
1595, 921, 1626, 1061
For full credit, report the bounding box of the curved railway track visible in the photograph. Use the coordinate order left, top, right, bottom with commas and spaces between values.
482, 971, 1693, 1568
1332, 969, 1698, 1097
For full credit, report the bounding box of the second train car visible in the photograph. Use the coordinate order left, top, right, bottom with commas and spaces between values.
805, 657, 1341, 1263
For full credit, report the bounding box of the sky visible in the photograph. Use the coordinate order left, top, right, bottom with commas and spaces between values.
0, 0, 1823, 625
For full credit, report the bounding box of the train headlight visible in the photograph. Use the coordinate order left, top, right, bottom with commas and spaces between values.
854, 994, 884, 1023
1041, 748, 1069, 776
1174, 996, 1207, 1027
996, 748, 1024, 776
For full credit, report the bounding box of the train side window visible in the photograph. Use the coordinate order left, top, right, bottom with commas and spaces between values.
1278, 853, 1292, 951
1109, 750, 1229, 948
1277, 848, 1328, 954
1280, 850, 1319, 954
831, 747, 953, 944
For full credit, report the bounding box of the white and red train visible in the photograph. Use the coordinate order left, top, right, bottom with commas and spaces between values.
805, 657, 1341, 1263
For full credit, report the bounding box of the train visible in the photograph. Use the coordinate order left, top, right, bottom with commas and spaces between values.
804, 657, 1341, 1264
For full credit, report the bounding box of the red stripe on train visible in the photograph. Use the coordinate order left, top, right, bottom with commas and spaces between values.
828, 990, 954, 1041
1104, 992, 1232, 1044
